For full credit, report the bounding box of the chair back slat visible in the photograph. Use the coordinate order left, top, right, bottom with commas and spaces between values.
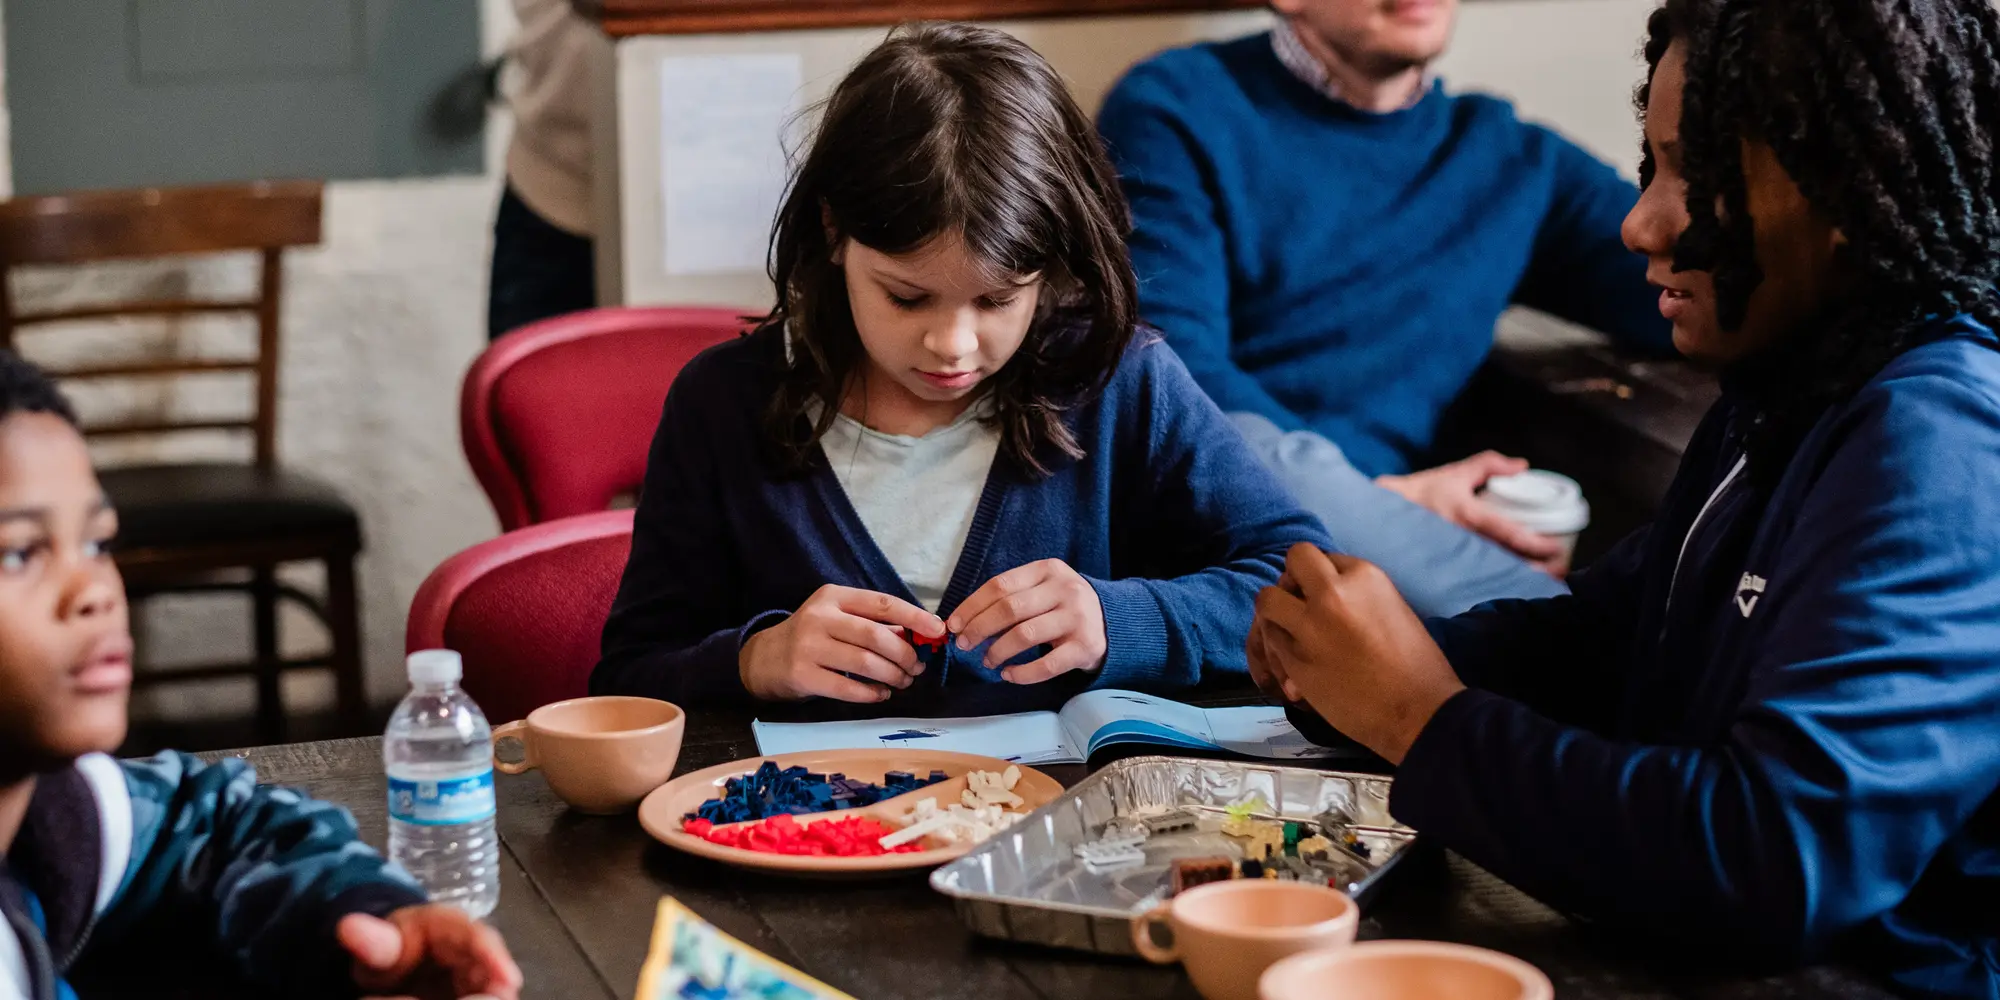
0, 181, 321, 265
0, 181, 323, 469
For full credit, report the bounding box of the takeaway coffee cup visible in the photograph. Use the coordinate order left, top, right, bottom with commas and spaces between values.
1130, 880, 1359, 1000
1479, 470, 1591, 560
490, 696, 684, 814
1259, 940, 1554, 1000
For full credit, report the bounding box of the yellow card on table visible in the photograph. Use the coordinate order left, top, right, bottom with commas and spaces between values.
635, 897, 857, 1000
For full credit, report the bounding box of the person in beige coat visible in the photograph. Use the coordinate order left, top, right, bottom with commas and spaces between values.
488, 0, 602, 340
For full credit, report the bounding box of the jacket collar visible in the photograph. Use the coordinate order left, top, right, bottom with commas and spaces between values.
8, 764, 102, 972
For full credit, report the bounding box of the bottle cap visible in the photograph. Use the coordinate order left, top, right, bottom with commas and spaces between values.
407, 649, 463, 686
1480, 470, 1591, 535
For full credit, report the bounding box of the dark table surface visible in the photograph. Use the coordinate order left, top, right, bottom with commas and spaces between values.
207, 710, 1893, 1000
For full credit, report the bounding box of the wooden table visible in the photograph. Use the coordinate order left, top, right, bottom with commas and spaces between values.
205, 714, 1892, 1000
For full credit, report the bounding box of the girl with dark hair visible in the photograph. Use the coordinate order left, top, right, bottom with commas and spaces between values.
1253, 1, 2000, 995
596, 24, 1329, 715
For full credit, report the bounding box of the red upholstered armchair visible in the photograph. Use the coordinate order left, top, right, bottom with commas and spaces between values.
405, 510, 633, 724
462, 306, 748, 531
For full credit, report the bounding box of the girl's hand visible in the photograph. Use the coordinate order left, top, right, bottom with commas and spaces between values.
739, 586, 946, 702
1253, 544, 1465, 764
948, 559, 1107, 685
341, 906, 522, 1000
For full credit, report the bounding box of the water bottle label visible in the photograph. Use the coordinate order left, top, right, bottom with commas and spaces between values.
388, 770, 496, 826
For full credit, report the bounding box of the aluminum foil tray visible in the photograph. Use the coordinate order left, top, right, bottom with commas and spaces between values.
929, 755, 1415, 956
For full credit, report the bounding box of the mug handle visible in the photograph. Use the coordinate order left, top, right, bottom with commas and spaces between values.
492, 721, 537, 775
1129, 901, 1179, 964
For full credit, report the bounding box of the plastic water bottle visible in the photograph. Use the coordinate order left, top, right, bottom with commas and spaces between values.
385, 649, 499, 918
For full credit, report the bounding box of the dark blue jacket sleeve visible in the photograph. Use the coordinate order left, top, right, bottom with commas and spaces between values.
1510, 129, 1675, 355
1390, 374, 2000, 962
100, 753, 426, 999
1089, 343, 1334, 689
593, 354, 777, 706
1097, 64, 1308, 432
1423, 524, 1653, 731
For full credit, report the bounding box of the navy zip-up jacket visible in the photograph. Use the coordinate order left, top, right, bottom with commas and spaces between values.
593, 324, 1332, 716
1380, 317, 2000, 998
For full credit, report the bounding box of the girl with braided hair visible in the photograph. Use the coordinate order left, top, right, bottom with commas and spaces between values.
1252, 2, 2000, 994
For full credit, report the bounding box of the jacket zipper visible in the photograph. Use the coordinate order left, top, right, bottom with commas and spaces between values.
1660, 454, 1748, 640
53, 910, 97, 974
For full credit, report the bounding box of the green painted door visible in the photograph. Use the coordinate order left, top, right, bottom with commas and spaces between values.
6, 0, 483, 194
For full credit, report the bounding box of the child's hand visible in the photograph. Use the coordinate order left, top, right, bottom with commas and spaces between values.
1253, 544, 1464, 765
1247, 568, 1304, 703
740, 585, 945, 702
948, 560, 1107, 684
340, 906, 522, 1000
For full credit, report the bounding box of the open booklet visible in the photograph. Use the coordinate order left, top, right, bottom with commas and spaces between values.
751, 689, 1344, 765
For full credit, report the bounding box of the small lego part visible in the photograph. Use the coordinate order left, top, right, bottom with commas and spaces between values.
1314, 807, 1356, 840
1296, 835, 1333, 861
1224, 796, 1270, 821
1282, 822, 1303, 850
1076, 839, 1146, 871
1225, 819, 1284, 861
1344, 834, 1373, 861
1171, 856, 1236, 895
1103, 817, 1149, 842
903, 627, 952, 673
964, 767, 1026, 810
1140, 808, 1199, 836
1278, 857, 1323, 884
1239, 859, 1265, 879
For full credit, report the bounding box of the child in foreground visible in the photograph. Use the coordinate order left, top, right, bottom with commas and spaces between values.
0, 352, 521, 1000
594, 23, 1330, 715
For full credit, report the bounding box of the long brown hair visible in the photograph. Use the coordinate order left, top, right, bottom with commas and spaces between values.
759, 22, 1139, 479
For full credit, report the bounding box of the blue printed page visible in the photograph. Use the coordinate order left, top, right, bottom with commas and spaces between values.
1202, 706, 1349, 760
751, 711, 1079, 765
1057, 690, 1349, 760
1057, 690, 1221, 757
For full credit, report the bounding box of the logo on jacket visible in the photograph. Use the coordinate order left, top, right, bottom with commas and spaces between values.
1735, 573, 1767, 617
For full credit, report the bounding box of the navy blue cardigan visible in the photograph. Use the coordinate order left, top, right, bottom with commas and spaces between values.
593, 325, 1331, 716
1383, 318, 2000, 998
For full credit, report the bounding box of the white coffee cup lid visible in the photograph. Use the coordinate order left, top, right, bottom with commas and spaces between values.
1481, 470, 1590, 535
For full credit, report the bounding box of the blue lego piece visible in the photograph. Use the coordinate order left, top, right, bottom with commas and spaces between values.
687, 761, 948, 822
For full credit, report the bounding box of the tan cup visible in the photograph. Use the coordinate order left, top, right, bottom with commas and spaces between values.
491, 696, 685, 814
1131, 880, 1360, 1000
1259, 941, 1554, 1000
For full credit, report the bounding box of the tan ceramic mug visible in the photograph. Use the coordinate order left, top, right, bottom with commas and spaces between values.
1259, 941, 1554, 1000
491, 696, 685, 814
1131, 879, 1360, 1000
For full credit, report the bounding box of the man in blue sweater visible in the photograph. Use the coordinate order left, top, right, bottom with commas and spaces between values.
1097, 0, 1672, 616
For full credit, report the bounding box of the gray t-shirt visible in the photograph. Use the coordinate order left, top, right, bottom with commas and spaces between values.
820, 403, 1001, 613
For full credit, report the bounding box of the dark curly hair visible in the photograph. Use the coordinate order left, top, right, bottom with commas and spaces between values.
0, 350, 77, 427
1639, 0, 2000, 481
758, 22, 1138, 479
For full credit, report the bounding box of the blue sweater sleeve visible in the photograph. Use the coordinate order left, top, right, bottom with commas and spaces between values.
1088, 342, 1333, 688
1389, 373, 2000, 962
594, 359, 777, 706
1097, 65, 1308, 432
101, 752, 426, 998
1510, 129, 1674, 355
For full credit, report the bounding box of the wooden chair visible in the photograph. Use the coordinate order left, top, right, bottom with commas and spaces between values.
0, 180, 364, 742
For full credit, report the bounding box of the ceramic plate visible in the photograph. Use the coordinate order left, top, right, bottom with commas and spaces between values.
639, 749, 1064, 876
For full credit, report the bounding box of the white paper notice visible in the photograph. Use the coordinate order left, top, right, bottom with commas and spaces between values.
658, 53, 803, 276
